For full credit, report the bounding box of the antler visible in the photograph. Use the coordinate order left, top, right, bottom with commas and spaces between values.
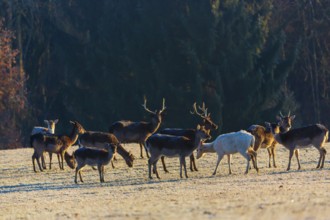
141, 97, 156, 114
190, 102, 208, 119
288, 110, 291, 117
159, 98, 166, 114
279, 111, 284, 118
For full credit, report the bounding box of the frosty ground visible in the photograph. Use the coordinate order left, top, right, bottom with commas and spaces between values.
1, 143, 330, 219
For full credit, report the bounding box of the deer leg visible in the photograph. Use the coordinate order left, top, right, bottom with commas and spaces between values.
139, 143, 144, 159
75, 166, 82, 183
48, 152, 52, 169
75, 168, 79, 183
180, 156, 188, 178
287, 149, 294, 171
254, 152, 259, 173
36, 154, 43, 172
213, 154, 224, 176
60, 151, 65, 170
143, 142, 150, 158
98, 165, 103, 183
267, 148, 272, 168
103, 166, 105, 182
79, 170, 84, 182
317, 147, 326, 169
294, 149, 301, 170
161, 156, 169, 173
57, 153, 61, 169
227, 154, 232, 175
32, 152, 38, 172
41, 153, 46, 170
148, 158, 152, 179
321, 148, 327, 168
154, 161, 160, 179
111, 160, 115, 169
272, 147, 277, 168
190, 154, 198, 172
148, 157, 159, 179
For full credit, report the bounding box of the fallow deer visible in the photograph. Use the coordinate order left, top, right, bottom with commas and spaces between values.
74, 143, 117, 183
31, 121, 85, 172
265, 122, 328, 171
159, 102, 218, 172
109, 98, 166, 158
78, 130, 134, 168
196, 130, 258, 175
146, 125, 210, 179
30, 119, 59, 169
247, 112, 296, 168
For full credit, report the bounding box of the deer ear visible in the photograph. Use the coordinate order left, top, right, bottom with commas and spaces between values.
276, 115, 282, 121
264, 122, 271, 127
44, 120, 49, 124
290, 115, 296, 120
69, 121, 75, 124
54, 119, 59, 124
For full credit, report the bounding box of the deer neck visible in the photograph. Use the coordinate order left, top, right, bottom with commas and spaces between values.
149, 119, 161, 134
201, 141, 216, 153
272, 132, 283, 145
117, 144, 133, 165
68, 126, 80, 146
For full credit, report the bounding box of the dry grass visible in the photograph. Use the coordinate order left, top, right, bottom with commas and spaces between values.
1, 143, 330, 220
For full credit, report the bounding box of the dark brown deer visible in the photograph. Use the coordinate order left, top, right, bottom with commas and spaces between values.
265, 122, 328, 171
109, 98, 166, 158
146, 125, 211, 179
159, 102, 218, 172
276, 111, 296, 132
78, 130, 134, 168
247, 112, 296, 168
31, 121, 85, 172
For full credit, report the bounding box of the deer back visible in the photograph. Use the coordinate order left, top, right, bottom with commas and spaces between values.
79, 131, 120, 148
158, 128, 196, 140
279, 124, 328, 147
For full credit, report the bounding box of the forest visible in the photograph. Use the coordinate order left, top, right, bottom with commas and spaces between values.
0, 0, 329, 149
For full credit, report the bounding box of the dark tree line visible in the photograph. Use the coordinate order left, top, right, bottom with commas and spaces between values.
0, 0, 329, 149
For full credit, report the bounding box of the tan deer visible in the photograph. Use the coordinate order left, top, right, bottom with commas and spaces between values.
31, 121, 85, 172
247, 112, 296, 168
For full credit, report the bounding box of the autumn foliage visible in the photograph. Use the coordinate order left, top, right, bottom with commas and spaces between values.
0, 19, 27, 149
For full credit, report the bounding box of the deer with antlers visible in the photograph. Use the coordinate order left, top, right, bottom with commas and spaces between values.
159, 102, 218, 172
109, 98, 166, 158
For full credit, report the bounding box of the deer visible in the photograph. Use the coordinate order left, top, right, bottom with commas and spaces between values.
30, 119, 60, 170
146, 125, 211, 179
31, 119, 59, 135
78, 130, 135, 168
196, 130, 258, 176
247, 112, 296, 168
159, 102, 218, 173
74, 143, 117, 183
109, 97, 166, 158
265, 121, 328, 171
31, 121, 85, 172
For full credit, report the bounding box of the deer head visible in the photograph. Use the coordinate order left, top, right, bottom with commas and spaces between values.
44, 119, 59, 133
276, 111, 295, 132
190, 102, 218, 132
69, 121, 86, 134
